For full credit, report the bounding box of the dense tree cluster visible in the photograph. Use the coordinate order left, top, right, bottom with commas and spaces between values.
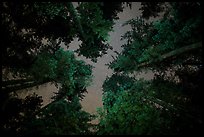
97, 2, 203, 135
1, 2, 202, 135
1, 2, 126, 134
20, 97, 95, 135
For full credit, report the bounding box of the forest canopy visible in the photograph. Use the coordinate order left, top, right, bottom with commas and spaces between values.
1, 2, 203, 135
97, 2, 202, 135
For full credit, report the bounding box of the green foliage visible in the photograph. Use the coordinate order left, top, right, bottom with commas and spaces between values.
100, 3, 202, 133
29, 52, 57, 81
98, 79, 170, 135
30, 48, 93, 100
1, 2, 116, 70
2, 2, 202, 135
75, 2, 114, 61
21, 97, 95, 135
102, 73, 135, 108
99, 2, 127, 21
77, 2, 114, 42
0, 93, 43, 135
2, 2, 117, 134
140, 2, 166, 19
109, 17, 154, 72
148, 75, 203, 135
98, 75, 203, 135
1, 2, 75, 75
1, 47, 93, 134
34, 2, 68, 20
109, 2, 202, 73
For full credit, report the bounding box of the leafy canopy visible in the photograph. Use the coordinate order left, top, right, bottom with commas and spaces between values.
98, 2, 202, 135
109, 2, 202, 73
29, 48, 93, 100
20, 96, 95, 135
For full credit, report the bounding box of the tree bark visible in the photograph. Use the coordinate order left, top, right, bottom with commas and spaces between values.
2, 79, 51, 94
2, 78, 35, 87
138, 42, 202, 68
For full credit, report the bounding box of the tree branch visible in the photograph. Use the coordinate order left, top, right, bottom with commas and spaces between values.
2, 79, 51, 94
138, 42, 202, 68
67, 2, 86, 42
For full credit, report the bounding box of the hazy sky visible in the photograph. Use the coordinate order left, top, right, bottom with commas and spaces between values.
69, 2, 152, 115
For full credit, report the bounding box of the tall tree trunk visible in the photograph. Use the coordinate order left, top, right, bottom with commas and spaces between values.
2, 78, 35, 87
138, 42, 202, 68
2, 79, 51, 94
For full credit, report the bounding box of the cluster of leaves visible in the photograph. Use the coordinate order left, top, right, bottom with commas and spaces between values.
97, 79, 171, 135
102, 73, 135, 109
1, 1, 123, 74
98, 73, 203, 135
75, 2, 114, 62
1, 2, 128, 135
99, 2, 128, 21
0, 93, 43, 135
1, 47, 94, 135
1, 93, 95, 135
1, 2, 75, 75
98, 2, 203, 135
33, 2, 123, 62
29, 48, 93, 100
109, 17, 154, 73
34, 2, 69, 20
20, 97, 95, 135
140, 2, 166, 19
149, 72, 203, 135
109, 2, 202, 73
